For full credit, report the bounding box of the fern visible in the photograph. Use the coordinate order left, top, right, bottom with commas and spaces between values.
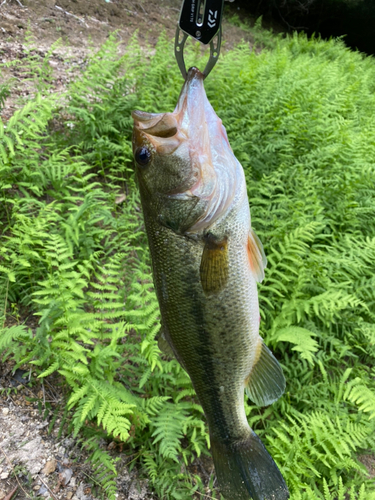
267, 411, 373, 495
291, 478, 375, 500
151, 405, 187, 462
273, 326, 319, 365
0, 325, 31, 358
79, 434, 119, 500
344, 379, 375, 420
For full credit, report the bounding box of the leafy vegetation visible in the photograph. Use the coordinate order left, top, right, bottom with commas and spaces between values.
1, 29, 375, 499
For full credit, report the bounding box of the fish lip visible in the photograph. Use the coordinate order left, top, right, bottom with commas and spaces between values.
131, 110, 161, 123
186, 66, 205, 81
175, 66, 205, 115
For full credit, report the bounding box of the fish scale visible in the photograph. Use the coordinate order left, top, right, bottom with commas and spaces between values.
133, 67, 289, 500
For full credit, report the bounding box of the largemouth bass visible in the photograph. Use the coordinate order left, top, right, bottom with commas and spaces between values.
132, 67, 289, 500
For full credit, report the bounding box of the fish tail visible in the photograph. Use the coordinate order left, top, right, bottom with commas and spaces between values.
211, 431, 289, 500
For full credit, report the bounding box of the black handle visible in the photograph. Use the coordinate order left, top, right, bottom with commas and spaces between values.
179, 0, 224, 45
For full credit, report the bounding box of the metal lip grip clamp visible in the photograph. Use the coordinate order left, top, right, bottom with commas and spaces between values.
175, 0, 225, 79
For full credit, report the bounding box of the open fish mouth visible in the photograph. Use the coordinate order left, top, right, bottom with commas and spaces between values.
132, 67, 207, 143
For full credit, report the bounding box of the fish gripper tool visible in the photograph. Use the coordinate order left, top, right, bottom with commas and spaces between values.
175, 0, 225, 79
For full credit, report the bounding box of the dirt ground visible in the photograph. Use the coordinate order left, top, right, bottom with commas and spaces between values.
0, 357, 163, 500
1, 0, 252, 49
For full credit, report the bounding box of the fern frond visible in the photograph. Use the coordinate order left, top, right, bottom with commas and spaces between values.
344, 378, 375, 420
0, 325, 29, 350
151, 405, 187, 461
274, 326, 319, 364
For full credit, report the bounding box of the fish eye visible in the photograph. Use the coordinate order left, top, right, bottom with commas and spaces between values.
135, 146, 152, 167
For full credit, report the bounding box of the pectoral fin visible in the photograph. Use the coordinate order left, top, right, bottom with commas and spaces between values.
247, 229, 267, 283
200, 234, 229, 295
245, 339, 285, 406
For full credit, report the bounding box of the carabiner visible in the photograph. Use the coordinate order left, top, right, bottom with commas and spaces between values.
175, 0, 224, 79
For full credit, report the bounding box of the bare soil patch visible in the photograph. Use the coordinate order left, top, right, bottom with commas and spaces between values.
0, 365, 157, 500
1, 0, 252, 50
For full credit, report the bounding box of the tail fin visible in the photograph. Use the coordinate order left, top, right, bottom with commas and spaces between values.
211, 431, 289, 500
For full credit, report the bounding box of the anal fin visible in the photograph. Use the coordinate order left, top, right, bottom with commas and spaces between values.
245, 339, 286, 406
156, 327, 188, 371
156, 328, 175, 359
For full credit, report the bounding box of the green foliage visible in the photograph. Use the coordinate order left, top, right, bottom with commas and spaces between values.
0, 80, 10, 112
273, 326, 319, 365
1, 30, 375, 499
80, 433, 120, 500
345, 379, 375, 420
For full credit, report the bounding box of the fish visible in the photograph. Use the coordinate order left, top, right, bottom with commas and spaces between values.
132, 66, 289, 500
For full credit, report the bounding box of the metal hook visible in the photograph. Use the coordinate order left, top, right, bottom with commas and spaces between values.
174, 24, 222, 80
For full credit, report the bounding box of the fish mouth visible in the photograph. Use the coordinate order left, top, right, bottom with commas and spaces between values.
132, 67, 206, 139
131, 111, 178, 139
132, 68, 207, 156
132, 108, 181, 156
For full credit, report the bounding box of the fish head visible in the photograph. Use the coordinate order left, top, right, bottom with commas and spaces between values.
132, 67, 244, 235
132, 108, 192, 198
